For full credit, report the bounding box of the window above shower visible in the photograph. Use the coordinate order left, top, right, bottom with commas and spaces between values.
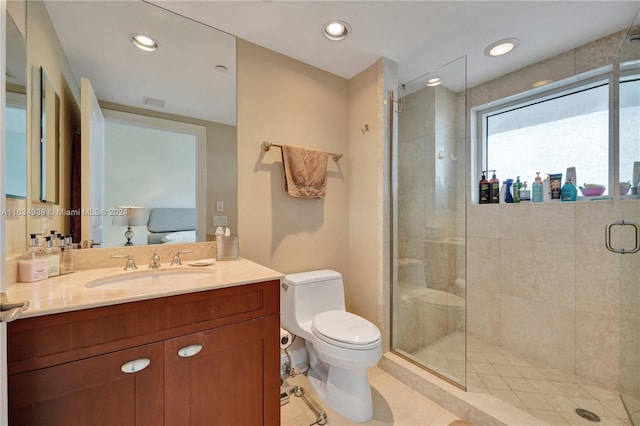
474, 65, 640, 202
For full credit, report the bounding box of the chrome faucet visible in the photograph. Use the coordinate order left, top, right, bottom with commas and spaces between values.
170, 250, 193, 266
148, 252, 161, 269
112, 254, 137, 271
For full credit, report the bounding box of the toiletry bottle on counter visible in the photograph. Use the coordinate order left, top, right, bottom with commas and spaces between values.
513, 176, 522, 203
60, 235, 75, 275
18, 234, 48, 283
561, 178, 577, 201
479, 171, 490, 204
44, 236, 60, 277
532, 172, 543, 202
489, 170, 500, 203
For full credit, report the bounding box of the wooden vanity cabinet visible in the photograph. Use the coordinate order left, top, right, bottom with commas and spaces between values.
7, 280, 281, 426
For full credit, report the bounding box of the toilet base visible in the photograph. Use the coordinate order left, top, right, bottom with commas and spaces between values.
307, 363, 374, 423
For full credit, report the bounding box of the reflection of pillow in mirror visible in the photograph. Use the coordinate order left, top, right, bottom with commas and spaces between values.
161, 231, 196, 244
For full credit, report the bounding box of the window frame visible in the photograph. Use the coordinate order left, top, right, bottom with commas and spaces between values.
472, 65, 615, 203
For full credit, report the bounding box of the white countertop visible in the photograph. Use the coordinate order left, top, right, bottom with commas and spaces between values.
6, 258, 284, 318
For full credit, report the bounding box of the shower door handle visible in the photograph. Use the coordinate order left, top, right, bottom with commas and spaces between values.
605, 220, 640, 254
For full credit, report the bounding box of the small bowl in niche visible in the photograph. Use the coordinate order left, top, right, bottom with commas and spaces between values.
620, 182, 632, 195
579, 186, 605, 197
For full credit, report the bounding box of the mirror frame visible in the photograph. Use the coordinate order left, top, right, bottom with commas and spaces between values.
31, 65, 60, 204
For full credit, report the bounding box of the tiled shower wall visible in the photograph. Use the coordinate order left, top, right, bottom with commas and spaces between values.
467, 202, 623, 390
397, 83, 466, 295
466, 29, 630, 391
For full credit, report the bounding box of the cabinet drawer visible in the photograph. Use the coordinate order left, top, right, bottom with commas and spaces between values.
8, 280, 280, 374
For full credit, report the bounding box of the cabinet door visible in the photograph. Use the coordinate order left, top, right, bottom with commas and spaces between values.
165, 314, 280, 426
9, 342, 163, 426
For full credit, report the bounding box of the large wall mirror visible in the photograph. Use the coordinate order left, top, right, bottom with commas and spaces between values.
21, 0, 237, 249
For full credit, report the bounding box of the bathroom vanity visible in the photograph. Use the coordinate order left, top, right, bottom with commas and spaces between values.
5, 258, 282, 426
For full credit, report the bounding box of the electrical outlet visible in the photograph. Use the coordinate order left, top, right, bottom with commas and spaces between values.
213, 216, 227, 226
216, 201, 224, 212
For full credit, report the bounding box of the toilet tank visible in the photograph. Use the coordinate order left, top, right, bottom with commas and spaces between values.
281, 270, 345, 336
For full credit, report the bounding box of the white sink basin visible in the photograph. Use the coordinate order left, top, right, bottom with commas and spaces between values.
85, 268, 215, 289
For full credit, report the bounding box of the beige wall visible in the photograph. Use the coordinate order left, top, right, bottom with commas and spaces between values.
467, 29, 628, 390
237, 39, 350, 276
346, 59, 396, 337
237, 40, 394, 340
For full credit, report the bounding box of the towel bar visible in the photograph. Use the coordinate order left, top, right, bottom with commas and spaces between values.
260, 141, 343, 161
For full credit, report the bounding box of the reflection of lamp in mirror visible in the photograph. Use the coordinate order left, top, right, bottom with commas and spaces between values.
112, 206, 147, 246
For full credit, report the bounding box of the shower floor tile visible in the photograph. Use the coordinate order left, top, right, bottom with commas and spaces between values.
410, 332, 632, 425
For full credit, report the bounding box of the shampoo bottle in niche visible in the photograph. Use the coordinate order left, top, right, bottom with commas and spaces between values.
543, 174, 552, 202
18, 234, 48, 283
489, 170, 500, 203
561, 178, 578, 201
532, 172, 543, 202
478, 171, 490, 204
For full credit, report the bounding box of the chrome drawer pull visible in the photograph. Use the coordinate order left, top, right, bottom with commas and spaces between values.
120, 358, 151, 374
178, 344, 203, 358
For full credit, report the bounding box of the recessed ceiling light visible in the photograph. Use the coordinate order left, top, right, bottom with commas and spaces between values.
323, 20, 351, 41
426, 78, 441, 87
484, 38, 520, 57
130, 33, 159, 52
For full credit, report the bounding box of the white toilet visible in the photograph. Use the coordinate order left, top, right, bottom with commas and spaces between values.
280, 270, 382, 423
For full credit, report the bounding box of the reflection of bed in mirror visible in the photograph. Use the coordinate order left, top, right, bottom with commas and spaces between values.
146, 208, 196, 245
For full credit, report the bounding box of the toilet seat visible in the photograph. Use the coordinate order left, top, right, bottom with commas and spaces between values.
312, 310, 381, 350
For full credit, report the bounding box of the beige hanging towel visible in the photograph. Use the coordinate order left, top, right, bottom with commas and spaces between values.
281, 144, 329, 198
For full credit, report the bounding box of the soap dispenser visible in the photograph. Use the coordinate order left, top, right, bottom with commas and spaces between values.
478, 171, 490, 204
489, 170, 500, 203
532, 172, 543, 202
18, 234, 48, 283
519, 181, 531, 202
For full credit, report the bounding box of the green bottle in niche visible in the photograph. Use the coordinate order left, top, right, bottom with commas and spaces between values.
513, 176, 522, 203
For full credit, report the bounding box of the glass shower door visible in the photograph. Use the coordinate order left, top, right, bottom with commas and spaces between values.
618, 11, 640, 424
391, 56, 467, 387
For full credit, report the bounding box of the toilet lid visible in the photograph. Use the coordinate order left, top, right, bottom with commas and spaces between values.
312, 310, 381, 346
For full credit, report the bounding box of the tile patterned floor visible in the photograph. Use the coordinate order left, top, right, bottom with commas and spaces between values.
281, 366, 467, 426
410, 331, 632, 426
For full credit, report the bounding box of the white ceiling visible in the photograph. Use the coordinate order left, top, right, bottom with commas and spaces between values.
44, 1, 640, 126
154, 1, 640, 87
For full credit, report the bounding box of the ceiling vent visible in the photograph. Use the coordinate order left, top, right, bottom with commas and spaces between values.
143, 96, 167, 108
